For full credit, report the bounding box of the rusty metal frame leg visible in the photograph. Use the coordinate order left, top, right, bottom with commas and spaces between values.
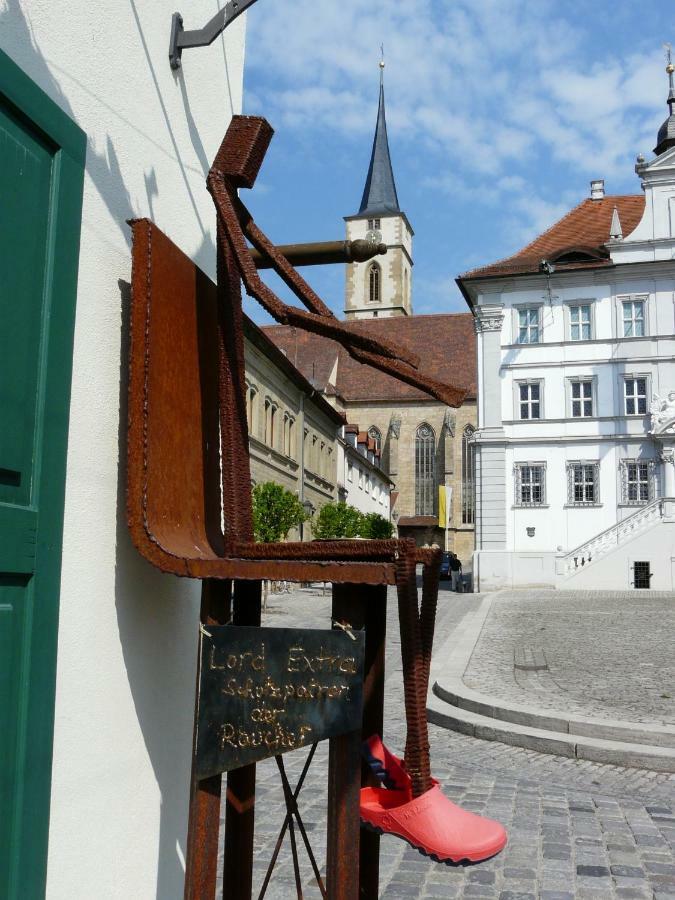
185, 580, 232, 900
328, 583, 387, 900
326, 726, 361, 900
222, 579, 262, 899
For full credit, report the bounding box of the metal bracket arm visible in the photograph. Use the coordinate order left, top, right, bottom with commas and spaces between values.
169, 0, 260, 69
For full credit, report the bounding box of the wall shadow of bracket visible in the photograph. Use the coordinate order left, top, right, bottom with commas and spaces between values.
169, 0, 260, 70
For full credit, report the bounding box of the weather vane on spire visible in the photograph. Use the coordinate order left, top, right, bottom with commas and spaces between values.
379, 43, 385, 83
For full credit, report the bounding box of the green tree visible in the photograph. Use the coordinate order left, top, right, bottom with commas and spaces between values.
252, 482, 307, 543
359, 511, 394, 539
314, 502, 363, 540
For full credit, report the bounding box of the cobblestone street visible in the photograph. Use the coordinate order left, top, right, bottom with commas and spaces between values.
219, 584, 675, 899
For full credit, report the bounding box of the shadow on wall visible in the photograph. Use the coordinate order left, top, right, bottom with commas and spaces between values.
0, 0, 135, 244
116, 280, 201, 900
1, 3, 223, 896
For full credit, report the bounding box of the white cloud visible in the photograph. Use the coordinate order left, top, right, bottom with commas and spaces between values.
246, 0, 666, 189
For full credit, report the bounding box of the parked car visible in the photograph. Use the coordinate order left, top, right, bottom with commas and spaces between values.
439, 551, 452, 580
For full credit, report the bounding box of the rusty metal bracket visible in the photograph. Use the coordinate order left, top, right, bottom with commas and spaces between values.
169, 0, 260, 70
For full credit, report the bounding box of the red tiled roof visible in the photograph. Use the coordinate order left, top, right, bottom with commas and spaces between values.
460, 195, 645, 280
397, 516, 437, 527
263, 313, 476, 403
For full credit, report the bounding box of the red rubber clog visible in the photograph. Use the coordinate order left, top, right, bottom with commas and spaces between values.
359, 784, 507, 864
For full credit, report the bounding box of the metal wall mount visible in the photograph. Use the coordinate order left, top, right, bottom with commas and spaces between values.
169, 0, 260, 70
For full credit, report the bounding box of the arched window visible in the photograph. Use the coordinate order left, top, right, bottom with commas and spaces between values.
270, 404, 278, 449
368, 426, 382, 453
263, 398, 271, 444
415, 423, 436, 515
287, 417, 295, 457
368, 263, 381, 304
462, 425, 476, 525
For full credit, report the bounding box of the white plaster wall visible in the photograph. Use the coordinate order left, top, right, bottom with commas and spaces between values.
341, 446, 391, 518
0, 3, 245, 897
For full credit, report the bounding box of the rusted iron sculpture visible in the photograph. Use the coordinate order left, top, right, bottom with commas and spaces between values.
127, 115, 467, 898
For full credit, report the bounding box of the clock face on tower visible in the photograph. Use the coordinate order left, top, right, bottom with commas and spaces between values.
365, 229, 382, 244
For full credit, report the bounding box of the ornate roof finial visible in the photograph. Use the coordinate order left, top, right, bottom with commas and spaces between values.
655, 42, 675, 155
379, 44, 385, 85
609, 205, 623, 241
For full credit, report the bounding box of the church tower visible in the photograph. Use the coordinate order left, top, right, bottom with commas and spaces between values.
344, 64, 413, 319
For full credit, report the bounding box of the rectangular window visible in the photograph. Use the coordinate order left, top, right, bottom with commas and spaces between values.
518, 382, 541, 420
367, 218, 381, 230
621, 459, 654, 505
624, 377, 648, 415
358, 469, 363, 489
517, 307, 540, 344
622, 299, 645, 337
570, 380, 594, 417
569, 304, 592, 341
514, 463, 546, 507
347, 462, 353, 482
567, 461, 599, 506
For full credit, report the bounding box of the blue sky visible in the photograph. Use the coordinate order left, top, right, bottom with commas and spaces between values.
240, 0, 674, 323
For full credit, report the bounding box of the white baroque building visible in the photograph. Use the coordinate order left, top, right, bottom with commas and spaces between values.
458, 65, 675, 591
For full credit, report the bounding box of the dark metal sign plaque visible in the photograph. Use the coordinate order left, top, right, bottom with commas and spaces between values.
195, 625, 365, 778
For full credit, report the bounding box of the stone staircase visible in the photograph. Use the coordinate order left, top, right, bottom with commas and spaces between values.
559, 497, 673, 579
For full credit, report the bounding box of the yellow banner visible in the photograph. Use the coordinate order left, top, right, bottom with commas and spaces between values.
438, 485, 452, 528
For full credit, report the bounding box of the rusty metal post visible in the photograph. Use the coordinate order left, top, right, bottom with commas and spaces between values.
249, 239, 387, 269
328, 583, 387, 900
222, 579, 262, 899
185, 580, 232, 900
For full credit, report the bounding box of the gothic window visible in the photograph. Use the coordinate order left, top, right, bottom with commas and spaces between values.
462, 425, 475, 524
415, 423, 436, 516
368, 426, 382, 453
368, 263, 381, 304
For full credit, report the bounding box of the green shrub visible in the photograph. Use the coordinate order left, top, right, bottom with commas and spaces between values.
252, 482, 307, 543
359, 511, 394, 539
313, 503, 393, 540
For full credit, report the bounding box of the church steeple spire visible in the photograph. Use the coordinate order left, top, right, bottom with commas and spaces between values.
344, 60, 413, 320
655, 44, 675, 156
358, 61, 400, 216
